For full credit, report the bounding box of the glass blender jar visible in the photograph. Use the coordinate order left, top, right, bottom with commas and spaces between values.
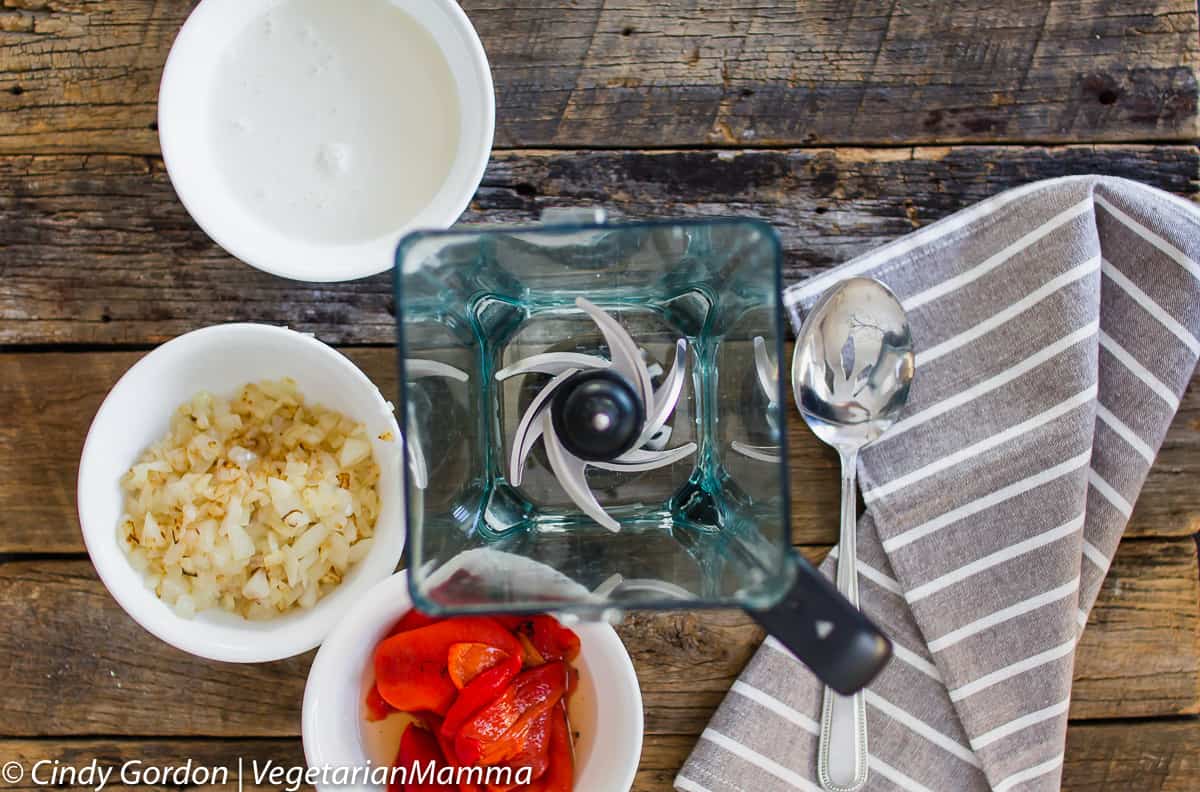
394, 210, 890, 694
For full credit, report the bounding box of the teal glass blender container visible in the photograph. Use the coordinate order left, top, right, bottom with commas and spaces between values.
395, 210, 890, 694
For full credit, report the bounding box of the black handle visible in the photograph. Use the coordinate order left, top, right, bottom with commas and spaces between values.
748, 553, 892, 695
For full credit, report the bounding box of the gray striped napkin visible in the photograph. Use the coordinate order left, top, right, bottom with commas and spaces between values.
676, 176, 1200, 792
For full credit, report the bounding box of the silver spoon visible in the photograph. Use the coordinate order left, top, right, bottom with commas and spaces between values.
792, 277, 915, 792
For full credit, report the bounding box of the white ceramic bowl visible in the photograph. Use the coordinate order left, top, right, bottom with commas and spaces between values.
158, 0, 495, 282
78, 323, 406, 663
303, 571, 644, 792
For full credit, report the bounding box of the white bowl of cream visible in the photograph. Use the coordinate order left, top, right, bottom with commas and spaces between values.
158, 0, 494, 282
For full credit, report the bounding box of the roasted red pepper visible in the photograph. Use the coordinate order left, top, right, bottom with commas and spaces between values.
441, 652, 522, 738
426, 718, 485, 792
529, 617, 581, 663
375, 617, 524, 715
448, 642, 512, 690
515, 633, 545, 667
364, 683, 394, 722
390, 723, 456, 792
491, 708, 552, 790
454, 661, 568, 767
485, 781, 519, 792
390, 609, 443, 636
494, 616, 580, 663
524, 707, 573, 792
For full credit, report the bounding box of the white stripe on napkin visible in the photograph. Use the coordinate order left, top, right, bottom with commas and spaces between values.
992, 754, 1066, 792
730, 681, 819, 734
868, 757, 938, 792
1082, 539, 1110, 572
902, 199, 1093, 311
674, 777, 714, 792
881, 451, 1092, 551
916, 256, 1100, 367
699, 729, 823, 792
948, 638, 1077, 702
1099, 330, 1181, 409
889, 641, 944, 682
1096, 403, 1155, 463
866, 389, 1096, 502
927, 576, 1080, 653
1088, 468, 1133, 517
827, 546, 903, 596
887, 320, 1099, 440
1102, 258, 1200, 355
865, 690, 981, 766
1095, 195, 1200, 282
970, 698, 1071, 750
905, 513, 1084, 603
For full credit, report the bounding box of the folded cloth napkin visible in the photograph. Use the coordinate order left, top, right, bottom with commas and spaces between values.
676, 176, 1200, 792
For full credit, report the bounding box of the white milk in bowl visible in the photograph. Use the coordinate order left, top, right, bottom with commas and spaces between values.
207, 0, 461, 245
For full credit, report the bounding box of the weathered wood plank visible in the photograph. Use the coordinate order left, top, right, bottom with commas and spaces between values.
1059, 719, 1200, 792
2, 348, 1197, 554
0, 541, 1191, 736
0, 719, 1196, 792
635, 720, 1200, 791
0, 1, 1196, 153
0, 146, 1197, 347
0, 559, 313, 737
1073, 539, 1200, 720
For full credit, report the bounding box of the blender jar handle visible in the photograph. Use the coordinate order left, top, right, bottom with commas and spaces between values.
747, 552, 892, 695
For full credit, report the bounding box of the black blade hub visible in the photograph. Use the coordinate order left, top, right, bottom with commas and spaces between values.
550, 369, 644, 462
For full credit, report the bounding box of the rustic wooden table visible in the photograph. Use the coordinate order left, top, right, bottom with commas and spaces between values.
2, 1, 1199, 790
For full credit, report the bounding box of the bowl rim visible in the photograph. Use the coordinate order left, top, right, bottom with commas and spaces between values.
77, 322, 405, 663
157, 0, 496, 283
302, 569, 644, 792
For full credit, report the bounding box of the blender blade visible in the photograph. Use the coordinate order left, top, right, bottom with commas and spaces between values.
496, 297, 696, 531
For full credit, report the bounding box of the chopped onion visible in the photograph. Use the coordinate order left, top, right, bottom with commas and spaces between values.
118, 378, 385, 619
242, 569, 270, 600
339, 437, 372, 468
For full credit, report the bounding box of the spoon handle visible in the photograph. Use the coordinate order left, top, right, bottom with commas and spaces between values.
818, 451, 870, 792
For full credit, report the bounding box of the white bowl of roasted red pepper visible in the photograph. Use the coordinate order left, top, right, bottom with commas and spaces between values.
302, 570, 643, 792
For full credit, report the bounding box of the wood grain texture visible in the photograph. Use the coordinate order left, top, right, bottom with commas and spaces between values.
0, 724, 1195, 792
1058, 718, 1200, 791
3, 348, 1198, 554
1, 146, 1197, 347
0, 1, 1196, 153
1073, 538, 1200, 720
0, 540, 1191, 736
0, 558, 312, 737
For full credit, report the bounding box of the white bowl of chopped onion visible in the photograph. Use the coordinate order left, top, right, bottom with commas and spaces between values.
78, 323, 406, 663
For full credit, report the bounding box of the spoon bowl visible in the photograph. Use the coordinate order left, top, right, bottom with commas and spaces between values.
793, 277, 915, 452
